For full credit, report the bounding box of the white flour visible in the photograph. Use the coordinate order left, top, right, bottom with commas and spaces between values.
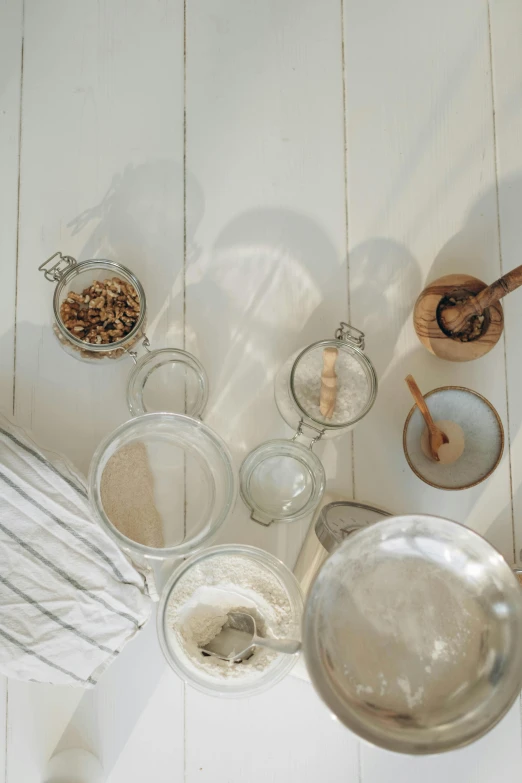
323, 546, 486, 714
166, 553, 294, 681
293, 346, 370, 425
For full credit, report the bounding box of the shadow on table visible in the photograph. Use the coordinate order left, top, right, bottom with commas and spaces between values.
182, 206, 351, 452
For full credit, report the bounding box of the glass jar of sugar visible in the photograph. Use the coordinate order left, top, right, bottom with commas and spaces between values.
274, 322, 377, 436
239, 323, 377, 526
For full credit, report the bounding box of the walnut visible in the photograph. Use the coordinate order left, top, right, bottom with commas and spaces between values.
59, 276, 141, 350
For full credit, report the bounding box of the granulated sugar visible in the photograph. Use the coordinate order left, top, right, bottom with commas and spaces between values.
100, 441, 164, 548
293, 346, 370, 425
166, 553, 293, 681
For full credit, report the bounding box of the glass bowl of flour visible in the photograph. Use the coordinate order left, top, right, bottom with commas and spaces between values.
157, 545, 303, 696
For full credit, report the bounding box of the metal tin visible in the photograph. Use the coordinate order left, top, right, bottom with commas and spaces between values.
316, 500, 391, 552
294, 499, 391, 594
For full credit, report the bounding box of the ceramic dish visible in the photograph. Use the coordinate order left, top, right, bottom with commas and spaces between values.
403, 386, 503, 490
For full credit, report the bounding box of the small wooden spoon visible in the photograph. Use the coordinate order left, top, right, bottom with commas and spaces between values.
440, 264, 522, 335
405, 375, 449, 461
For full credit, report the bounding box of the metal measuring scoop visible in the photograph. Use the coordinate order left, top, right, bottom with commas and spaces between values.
200, 611, 301, 662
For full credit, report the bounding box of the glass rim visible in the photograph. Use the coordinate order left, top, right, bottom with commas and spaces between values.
88, 412, 236, 559
53, 258, 147, 352
126, 347, 209, 418
289, 338, 378, 429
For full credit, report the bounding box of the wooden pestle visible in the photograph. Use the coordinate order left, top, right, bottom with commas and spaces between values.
319, 347, 338, 419
441, 264, 522, 334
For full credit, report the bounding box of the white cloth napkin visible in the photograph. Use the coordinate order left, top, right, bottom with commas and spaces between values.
0, 413, 151, 687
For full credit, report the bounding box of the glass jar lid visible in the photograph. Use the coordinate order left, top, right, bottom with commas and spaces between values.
239, 439, 325, 526
126, 347, 209, 418
291, 338, 377, 429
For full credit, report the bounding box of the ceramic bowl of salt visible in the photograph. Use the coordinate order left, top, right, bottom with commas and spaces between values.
403, 386, 504, 490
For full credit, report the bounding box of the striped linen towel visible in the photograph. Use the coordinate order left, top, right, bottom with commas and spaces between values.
0, 413, 152, 687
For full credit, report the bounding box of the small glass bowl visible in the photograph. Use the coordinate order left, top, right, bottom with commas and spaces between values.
239, 439, 325, 525
157, 544, 304, 697
51, 259, 147, 363
88, 413, 236, 563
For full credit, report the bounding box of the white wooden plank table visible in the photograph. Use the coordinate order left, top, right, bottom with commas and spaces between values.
0, 0, 521, 781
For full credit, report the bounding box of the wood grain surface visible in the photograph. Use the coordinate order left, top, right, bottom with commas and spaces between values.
0, 0, 522, 781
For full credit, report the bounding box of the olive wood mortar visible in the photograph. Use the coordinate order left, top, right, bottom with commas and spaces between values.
413, 265, 522, 362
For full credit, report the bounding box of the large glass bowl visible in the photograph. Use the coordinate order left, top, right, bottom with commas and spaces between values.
89, 413, 236, 563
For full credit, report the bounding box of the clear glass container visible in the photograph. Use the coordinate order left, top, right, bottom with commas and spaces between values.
39, 252, 147, 363
89, 414, 236, 567
275, 323, 377, 435
126, 348, 209, 418
239, 439, 325, 526
239, 323, 377, 526
157, 544, 303, 697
